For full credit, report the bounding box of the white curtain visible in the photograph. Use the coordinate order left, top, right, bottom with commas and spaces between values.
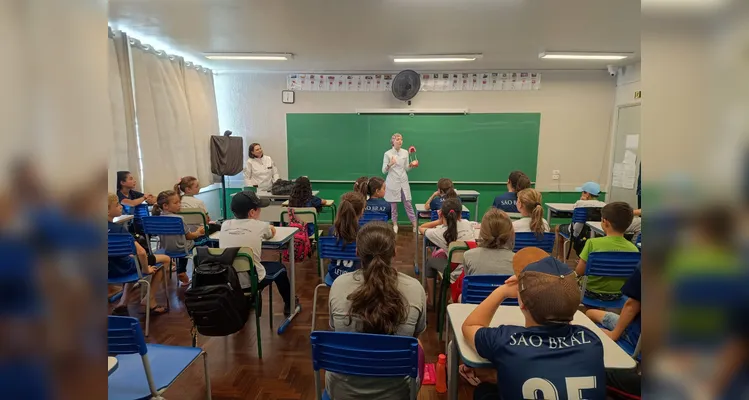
184, 64, 220, 186
131, 42, 199, 194
108, 30, 138, 191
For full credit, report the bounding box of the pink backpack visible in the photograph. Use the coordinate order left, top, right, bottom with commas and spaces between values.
283, 208, 311, 262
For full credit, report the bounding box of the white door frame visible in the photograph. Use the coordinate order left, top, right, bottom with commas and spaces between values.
605, 102, 641, 196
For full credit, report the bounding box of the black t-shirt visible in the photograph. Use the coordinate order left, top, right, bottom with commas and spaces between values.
117, 189, 145, 204
475, 324, 606, 400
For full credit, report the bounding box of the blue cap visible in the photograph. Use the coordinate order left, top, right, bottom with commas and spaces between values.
575, 181, 601, 196
521, 256, 574, 277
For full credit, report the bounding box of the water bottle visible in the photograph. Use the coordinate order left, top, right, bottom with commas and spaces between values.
436, 353, 447, 393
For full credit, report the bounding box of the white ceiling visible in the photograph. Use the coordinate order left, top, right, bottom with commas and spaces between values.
109, 0, 640, 72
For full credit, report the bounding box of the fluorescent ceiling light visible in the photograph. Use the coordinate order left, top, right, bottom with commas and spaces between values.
539, 52, 632, 60
203, 53, 293, 61
392, 54, 482, 63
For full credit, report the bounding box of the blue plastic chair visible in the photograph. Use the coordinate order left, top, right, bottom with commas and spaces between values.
359, 212, 389, 226
580, 251, 641, 308
310, 331, 420, 400
108, 233, 168, 336
430, 210, 470, 221
635, 233, 642, 250
108, 316, 211, 400
559, 207, 601, 262
141, 216, 191, 280
461, 274, 518, 305
513, 232, 555, 253
311, 236, 359, 332
126, 203, 150, 235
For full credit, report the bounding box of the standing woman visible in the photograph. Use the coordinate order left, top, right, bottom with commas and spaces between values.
243, 143, 279, 191
382, 133, 418, 233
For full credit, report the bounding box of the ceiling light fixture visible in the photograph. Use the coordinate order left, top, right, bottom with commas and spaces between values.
203, 53, 293, 61
392, 54, 483, 63
539, 52, 633, 60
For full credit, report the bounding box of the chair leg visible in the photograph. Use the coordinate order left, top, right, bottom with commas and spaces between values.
255, 292, 262, 359
162, 267, 170, 311
311, 283, 326, 333
563, 240, 570, 263
268, 284, 273, 330
142, 280, 151, 337
203, 352, 212, 400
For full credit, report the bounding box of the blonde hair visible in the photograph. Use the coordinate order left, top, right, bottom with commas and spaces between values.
517, 189, 545, 237
108, 193, 119, 208
478, 208, 514, 249
390, 133, 403, 147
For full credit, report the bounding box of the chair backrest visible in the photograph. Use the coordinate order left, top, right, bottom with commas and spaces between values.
108, 315, 148, 356
107, 233, 137, 258
205, 247, 255, 273
310, 331, 419, 399
319, 236, 358, 261
281, 207, 318, 225
141, 215, 187, 236
178, 208, 208, 227
513, 232, 555, 253
585, 252, 641, 278
635, 233, 641, 246
132, 204, 150, 219
572, 206, 602, 224
359, 212, 389, 226
430, 210, 470, 221
462, 274, 518, 305
447, 241, 470, 264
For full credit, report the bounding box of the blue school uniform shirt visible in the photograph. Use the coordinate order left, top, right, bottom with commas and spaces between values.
301, 196, 323, 237
492, 192, 518, 213
365, 197, 391, 219
429, 195, 445, 212
475, 324, 606, 400
108, 221, 136, 279
326, 227, 361, 281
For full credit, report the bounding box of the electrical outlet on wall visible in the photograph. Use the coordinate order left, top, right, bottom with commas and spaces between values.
552, 170, 560, 180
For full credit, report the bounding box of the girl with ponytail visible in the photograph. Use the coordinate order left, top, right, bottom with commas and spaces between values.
360, 177, 392, 220
327, 221, 426, 399
328, 192, 366, 280
419, 197, 477, 307
513, 188, 550, 237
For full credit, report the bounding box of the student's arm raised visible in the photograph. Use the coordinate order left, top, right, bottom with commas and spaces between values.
462, 276, 518, 351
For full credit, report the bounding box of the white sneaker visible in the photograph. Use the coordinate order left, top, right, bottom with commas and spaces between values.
393, 224, 399, 234
413, 225, 417, 233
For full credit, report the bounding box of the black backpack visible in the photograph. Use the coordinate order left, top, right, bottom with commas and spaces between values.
185, 247, 249, 337
571, 207, 603, 255
271, 179, 295, 195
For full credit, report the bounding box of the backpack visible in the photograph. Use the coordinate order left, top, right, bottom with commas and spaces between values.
571, 207, 603, 256
271, 179, 295, 195
282, 208, 311, 262
184, 247, 249, 337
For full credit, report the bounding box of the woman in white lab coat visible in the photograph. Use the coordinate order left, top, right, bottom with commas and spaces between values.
382, 133, 419, 233
243, 143, 279, 191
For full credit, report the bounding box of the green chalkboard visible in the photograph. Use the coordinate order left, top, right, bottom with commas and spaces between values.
287, 113, 540, 182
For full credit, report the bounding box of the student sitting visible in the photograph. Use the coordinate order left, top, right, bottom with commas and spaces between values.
328, 192, 365, 281
289, 176, 330, 237
353, 176, 369, 193
575, 201, 638, 302
108, 193, 168, 315
116, 170, 154, 208
175, 175, 221, 234
327, 221, 426, 400
492, 171, 531, 213
554, 181, 606, 258
452, 209, 515, 303
424, 178, 458, 213
513, 188, 550, 236
419, 198, 477, 307
152, 190, 205, 286
220, 191, 298, 316
358, 177, 392, 220
462, 253, 606, 400
586, 264, 641, 349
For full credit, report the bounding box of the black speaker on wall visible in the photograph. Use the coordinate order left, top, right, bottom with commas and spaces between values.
210, 134, 244, 220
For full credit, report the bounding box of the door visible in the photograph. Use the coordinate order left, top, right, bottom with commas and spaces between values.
608, 105, 641, 207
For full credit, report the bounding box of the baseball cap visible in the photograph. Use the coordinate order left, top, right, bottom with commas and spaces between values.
575, 181, 601, 196
517, 256, 580, 325
231, 190, 270, 217
512, 247, 550, 276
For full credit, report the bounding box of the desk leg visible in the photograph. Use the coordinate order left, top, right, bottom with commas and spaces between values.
474, 196, 479, 222
414, 230, 419, 276
422, 237, 428, 288
277, 241, 300, 334
448, 336, 458, 400
547, 208, 552, 224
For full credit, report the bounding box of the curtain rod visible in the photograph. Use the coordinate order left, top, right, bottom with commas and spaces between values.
112, 28, 213, 74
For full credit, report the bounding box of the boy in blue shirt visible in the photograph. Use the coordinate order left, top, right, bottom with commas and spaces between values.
463, 251, 606, 400
492, 171, 531, 213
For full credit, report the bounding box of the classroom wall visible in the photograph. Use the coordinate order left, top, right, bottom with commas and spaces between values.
615, 62, 641, 106
215, 71, 617, 191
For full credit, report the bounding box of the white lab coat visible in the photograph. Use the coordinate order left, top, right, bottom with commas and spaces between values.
382, 148, 412, 202
243, 156, 279, 191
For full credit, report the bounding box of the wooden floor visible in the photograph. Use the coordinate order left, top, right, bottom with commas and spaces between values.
113, 227, 484, 399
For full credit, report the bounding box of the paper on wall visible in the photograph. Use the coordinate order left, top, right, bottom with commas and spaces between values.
520, 72, 531, 90
383, 74, 393, 92
612, 163, 625, 188
622, 163, 637, 189
420, 74, 431, 91
438, 73, 449, 91
625, 134, 639, 149
623, 150, 637, 165
451, 74, 460, 91
531, 73, 541, 90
